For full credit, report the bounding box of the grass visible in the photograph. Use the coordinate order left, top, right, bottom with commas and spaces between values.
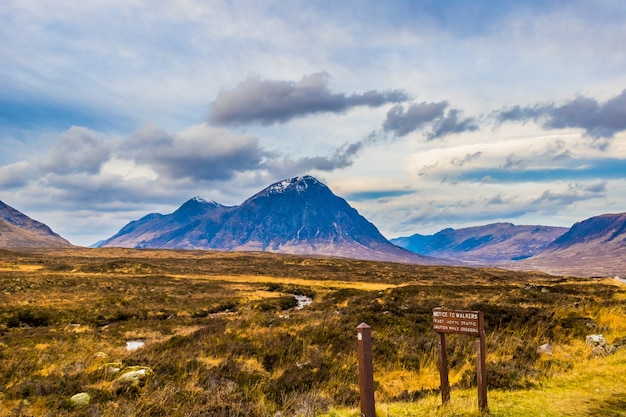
0, 248, 624, 416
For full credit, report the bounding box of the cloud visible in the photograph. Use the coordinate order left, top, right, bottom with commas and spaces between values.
0, 161, 33, 188
38, 126, 112, 175
496, 90, 626, 142
532, 181, 606, 208
382, 102, 477, 139
426, 108, 479, 140
450, 152, 482, 167
383, 102, 447, 136
125, 124, 267, 181
209, 72, 408, 126
265, 140, 365, 179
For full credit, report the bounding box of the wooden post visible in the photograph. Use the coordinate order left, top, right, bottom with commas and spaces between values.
437, 332, 450, 404
357, 322, 376, 417
476, 311, 488, 412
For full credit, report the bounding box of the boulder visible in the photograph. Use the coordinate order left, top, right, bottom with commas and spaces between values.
115, 366, 153, 390
591, 346, 608, 358
586, 334, 607, 347
69, 392, 91, 408
586, 334, 617, 357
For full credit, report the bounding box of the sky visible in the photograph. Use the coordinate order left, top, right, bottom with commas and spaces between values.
2, 0, 626, 246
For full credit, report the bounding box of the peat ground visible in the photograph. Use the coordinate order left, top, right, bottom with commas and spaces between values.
0, 248, 624, 416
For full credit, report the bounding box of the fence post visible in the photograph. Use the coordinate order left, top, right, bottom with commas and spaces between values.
357, 322, 376, 417
476, 311, 488, 411
437, 332, 450, 404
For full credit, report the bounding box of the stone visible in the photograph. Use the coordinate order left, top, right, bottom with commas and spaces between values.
537, 343, 553, 355
126, 340, 145, 351
115, 366, 153, 389
70, 392, 91, 408
591, 346, 608, 358
586, 334, 607, 347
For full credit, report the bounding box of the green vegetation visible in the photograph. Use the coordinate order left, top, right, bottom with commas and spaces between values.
0, 248, 624, 416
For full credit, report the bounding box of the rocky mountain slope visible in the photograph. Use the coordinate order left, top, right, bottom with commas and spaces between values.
100, 176, 444, 264
0, 201, 72, 248
391, 223, 568, 264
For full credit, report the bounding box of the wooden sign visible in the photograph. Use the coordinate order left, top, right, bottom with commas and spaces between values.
432, 308, 480, 336
433, 307, 487, 412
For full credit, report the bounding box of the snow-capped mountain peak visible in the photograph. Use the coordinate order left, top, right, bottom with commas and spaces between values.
263, 175, 324, 196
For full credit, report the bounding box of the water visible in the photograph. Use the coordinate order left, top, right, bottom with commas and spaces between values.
293, 294, 312, 309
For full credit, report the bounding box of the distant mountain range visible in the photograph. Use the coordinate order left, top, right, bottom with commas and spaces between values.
1, 175, 625, 277
391, 214, 626, 278
0, 201, 71, 248
97, 176, 443, 264
390, 223, 569, 264
510, 213, 626, 277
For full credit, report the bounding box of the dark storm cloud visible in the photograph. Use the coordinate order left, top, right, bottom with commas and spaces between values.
209, 72, 408, 126
125, 124, 267, 181
496, 90, 626, 140
383, 102, 477, 139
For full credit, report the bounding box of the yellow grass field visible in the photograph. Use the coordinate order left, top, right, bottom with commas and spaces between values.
0, 248, 624, 416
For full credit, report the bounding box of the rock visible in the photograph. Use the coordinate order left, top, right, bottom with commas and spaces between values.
115, 366, 153, 389
587, 334, 618, 357
591, 346, 608, 358
70, 392, 91, 408
537, 343, 553, 355
93, 351, 108, 359
126, 340, 145, 351
586, 334, 607, 347
100, 362, 123, 374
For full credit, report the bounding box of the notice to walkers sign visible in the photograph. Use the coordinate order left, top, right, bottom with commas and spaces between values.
432, 308, 480, 336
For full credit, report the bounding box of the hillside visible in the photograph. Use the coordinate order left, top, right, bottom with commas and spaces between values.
391, 223, 568, 264
100, 176, 443, 264
0, 201, 72, 248
513, 212, 626, 277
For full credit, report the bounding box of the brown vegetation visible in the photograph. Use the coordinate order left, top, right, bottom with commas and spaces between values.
0, 248, 624, 416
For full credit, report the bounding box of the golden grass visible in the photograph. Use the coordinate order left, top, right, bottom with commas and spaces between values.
184, 273, 407, 291
0, 248, 624, 416
325, 348, 626, 417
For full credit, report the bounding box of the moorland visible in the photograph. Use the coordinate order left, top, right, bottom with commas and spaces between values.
0, 247, 625, 416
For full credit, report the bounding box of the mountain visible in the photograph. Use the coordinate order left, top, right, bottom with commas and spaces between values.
391, 223, 568, 264
100, 176, 444, 264
514, 213, 626, 277
0, 200, 72, 248
389, 233, 433, 254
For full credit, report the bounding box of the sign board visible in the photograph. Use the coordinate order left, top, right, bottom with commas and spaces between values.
432, 308, 480, 336
433, 307, 487, 412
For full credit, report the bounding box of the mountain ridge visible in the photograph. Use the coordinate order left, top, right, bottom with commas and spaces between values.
0, 201, 72, 248
391, 222, 569, 264
100, 176, 445, 265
